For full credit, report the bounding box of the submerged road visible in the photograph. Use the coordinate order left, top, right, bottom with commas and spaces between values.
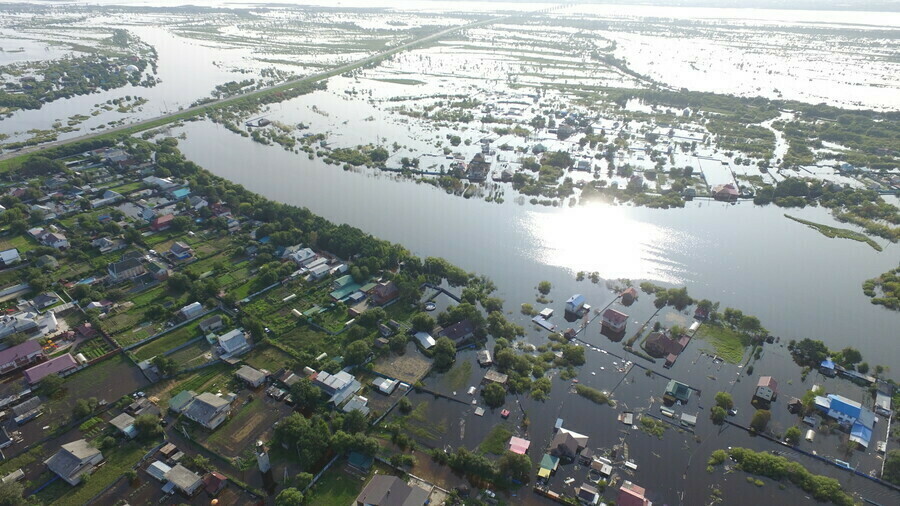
0, 13, 516, 162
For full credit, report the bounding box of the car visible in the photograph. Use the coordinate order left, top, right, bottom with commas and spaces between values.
728, 408, 738, 416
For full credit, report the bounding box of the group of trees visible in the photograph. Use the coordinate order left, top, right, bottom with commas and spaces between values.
273, 413, 380, 471
434, 447, 532, 487
710, 391, 733, 424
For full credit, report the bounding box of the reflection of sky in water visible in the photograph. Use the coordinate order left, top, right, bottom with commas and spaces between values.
522, 203, 694, 284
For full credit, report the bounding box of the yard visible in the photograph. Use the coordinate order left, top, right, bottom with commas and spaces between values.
695, 323, 751, 364
167, 340, 213, 370
132, 313, 221, 361
0, 233, 37, 253
372, 342, 433, 384
201, 396, 291, 458
242, 345, 294, 372
72, 336, 115, 360
303, 461, 382, 506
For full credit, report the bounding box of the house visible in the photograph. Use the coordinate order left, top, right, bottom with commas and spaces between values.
179, 302, 203, 321
0, 249, 21, 267
146, 461, 171, 482
307, 263, 330, 280
477, 350, 492, 366
342, 395, 370, 415
107, 256, 146, 281
109, 413, 137, 438
820, 358, 837, 377
875, 390, 892, 417
508, 436, 530, 455
313, 370, 362, 406
377, 324, 393, 338
371, 281, 399, 306
0, 340, 46, 375
539, 454, 560, 478
235, 365, 267, 388
575, 160, 592, 172
23, 354, 78, 384
621, 287, 638, 305
143, 176, 176, 190
217, 329, 251, 357
44, 439, 104, 486
565, 294, 586, 314
165, 464, 203, 496
664, 379, 691, 404
168, 390, 197, 414
180, 392, 232, 430
188, 195, 208, 210
467, 153, 491, 181
92, 237, 126, 254
355, 475, 429, 506
644, 332, 687, 358
414, 331, 435, 350
618, 480, 651, 506
436, 319, 475, 343
815, 393, 875, 448
549, 430, 583, 460
755, 376, 778, 402
602, 308, 628, 333
150, 214, 175, 231
372, 377, 398, 395
43, 232, 69, 250
169, 241, 193, 260
127, 397, 160, 418
712, 183, 740, 202
199, 315, 224, 334
203, 471, 228, 496
146, 261, 170, 281
576, 483, 600, 505
170, 188, 191, 200
483, 369, 508, 387
288, 247, 318, 266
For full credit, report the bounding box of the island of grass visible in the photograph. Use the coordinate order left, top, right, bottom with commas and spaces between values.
575, 384, 615, 406
694, 323, 751, 364
784, 214, 882, 251
862, 265, 900, 311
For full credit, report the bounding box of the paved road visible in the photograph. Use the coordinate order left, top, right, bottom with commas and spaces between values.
0, 15, 505, 162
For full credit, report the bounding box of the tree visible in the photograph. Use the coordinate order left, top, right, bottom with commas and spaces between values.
432, 336, 456, 371
20, 156, 64, 176
750, 409, 771, 432
482, 383, 506, 408
784, 426, 802, 445
389, 333, 407, 353
290, 378, 322, 411
38, 374, 65, 397
710, 406, 726, 425
883, 450, 900, 486
411, 313, 435, 333
273, 413, 331, 469
0, 480, 26, 506
497, 451, 531, 483
714, 391, 734, 411
357, 307, 386, 328
342, 409, 368, 434
275, 488, 304, 506
837, 347, 862, 368
152, 355, 177, 377
134, 414, 164, 439
345, 340, 371, 366
537, 281, 552, 295
183, 454, 211, 472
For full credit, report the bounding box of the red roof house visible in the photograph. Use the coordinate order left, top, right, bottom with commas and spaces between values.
0, 340, 45, 375
151, 214, 175, 231
618, 481, 651, 506
602, 308, 628, 333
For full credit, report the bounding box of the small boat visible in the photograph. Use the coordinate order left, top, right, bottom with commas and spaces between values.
501, 409, 510, 418
467, 386, 476, 395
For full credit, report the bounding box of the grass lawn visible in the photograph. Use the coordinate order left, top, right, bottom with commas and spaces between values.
132, 314, 215, 361
176, 363, 232, 395
0, 234, 37, 253
478, 424, 513, 455
695, 323, 751, 364
107, 181, 144, 194
444, 360, 472, 391
243, 345, 294, 372
168, 340, 213, 369
303, 463, 372, 506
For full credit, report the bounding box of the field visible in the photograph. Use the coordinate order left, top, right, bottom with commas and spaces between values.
695, 323, 751, 364
303, 461, 384, 506
242, 345, 295, 372
167, 339, 213, 369
372, 342, 433, 384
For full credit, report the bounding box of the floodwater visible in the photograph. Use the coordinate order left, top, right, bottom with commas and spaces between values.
175, 118, 900, 373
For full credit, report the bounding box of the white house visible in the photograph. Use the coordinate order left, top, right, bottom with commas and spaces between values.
0, 249, 21, 267
288, 247, 317, 266
755, 376, 778, 402
217, 329, 251, 357
44, 440, 104, 486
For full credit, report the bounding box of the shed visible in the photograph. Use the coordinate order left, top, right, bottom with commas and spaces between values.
508, 436, 530, 455
147, 461, 171, 482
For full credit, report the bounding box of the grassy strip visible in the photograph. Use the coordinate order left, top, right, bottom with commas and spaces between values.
574, 384, 615, 407
727, 447, 854, 506
132, 315, 209, 361
784, 214, 882, 252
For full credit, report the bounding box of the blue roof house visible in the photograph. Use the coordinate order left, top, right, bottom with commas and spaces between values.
816, 394, 874, 448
